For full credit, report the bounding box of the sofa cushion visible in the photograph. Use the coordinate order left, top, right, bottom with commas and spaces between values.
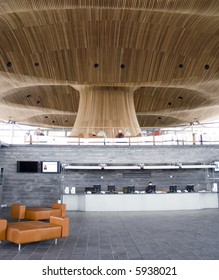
6, 221, 61, 244
50, 216, 69, 237
0, 219, 7, 241
51, 203, 66, 216
25, 208, 61, 220
11, 204, 26, 220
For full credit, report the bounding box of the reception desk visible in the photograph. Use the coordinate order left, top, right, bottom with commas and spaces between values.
63, 192, 219, 211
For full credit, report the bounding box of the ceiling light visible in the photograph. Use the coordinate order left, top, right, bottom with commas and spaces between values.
6, 61, 12, 68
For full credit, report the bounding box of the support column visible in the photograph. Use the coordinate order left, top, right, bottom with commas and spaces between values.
70, 86, 141, 137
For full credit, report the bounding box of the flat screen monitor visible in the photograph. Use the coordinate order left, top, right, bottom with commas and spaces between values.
146, 185, 156, 193
169, 185, 177, 193
127, 186, 135, 193
41, 161, 61, 173
107, 185, 116, 192
93, 185, 101, 193
85, 187, 94, 193
17, 161, 39, 173
186, 185, 194, 192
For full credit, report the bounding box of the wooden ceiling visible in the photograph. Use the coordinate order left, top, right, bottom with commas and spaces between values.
0, 0, 219, 129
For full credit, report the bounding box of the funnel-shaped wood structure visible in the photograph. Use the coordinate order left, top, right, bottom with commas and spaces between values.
0, 1, 218, 134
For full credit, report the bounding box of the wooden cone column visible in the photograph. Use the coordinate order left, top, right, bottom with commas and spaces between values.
70, 86, 141, 137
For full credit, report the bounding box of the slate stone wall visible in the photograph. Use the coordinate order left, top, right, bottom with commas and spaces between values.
0, 145, 218, 206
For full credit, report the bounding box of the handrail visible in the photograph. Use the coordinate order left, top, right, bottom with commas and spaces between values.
20, 135, 219, 146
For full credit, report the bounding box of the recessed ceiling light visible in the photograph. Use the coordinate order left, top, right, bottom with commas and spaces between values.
204, 64, 210, 70
121, 64, 125, 69
178, 64, 184, 69
94, 63, 99, 68
6, 61, 12, 68
34, 62, 39, 67
168, 102, 172, 106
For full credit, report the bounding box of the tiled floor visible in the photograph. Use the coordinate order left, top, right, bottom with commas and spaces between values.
1, 208, 219, 260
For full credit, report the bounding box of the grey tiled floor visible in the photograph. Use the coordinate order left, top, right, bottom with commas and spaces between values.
1, 209, 219, 260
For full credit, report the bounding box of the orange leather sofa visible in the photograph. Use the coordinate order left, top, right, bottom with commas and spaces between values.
11, 203, 66, 221
0, 219, 7, 242
0, 216, 69, 251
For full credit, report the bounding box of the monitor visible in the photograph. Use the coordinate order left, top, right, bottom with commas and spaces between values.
17, 161, 39, 173
107, 185, 116, 192
93, 185, 101, 193
41, 161, 61, 173
127, 186, 135, 194
146, 185, 156, 193
85, 187, 94, 193
169, 185, 177, 193
186, 185, 194, 192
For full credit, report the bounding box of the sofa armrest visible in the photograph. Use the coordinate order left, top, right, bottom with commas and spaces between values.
51, 203, 66, 216
0, 219, 7, 241
50, 216, 69, 237
11, 204, 26, 220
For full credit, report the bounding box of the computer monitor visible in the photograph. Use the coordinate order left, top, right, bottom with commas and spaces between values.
85, 187, 94, 193
145, 185, 156, 193
127, 186, 135, 194
107, 185, 116, 192
186, 185, 194, 192
93, 185, 101, 193
169, 185, 177, 193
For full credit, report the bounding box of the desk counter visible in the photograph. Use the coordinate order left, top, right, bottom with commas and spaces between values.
63, 192, 219, 211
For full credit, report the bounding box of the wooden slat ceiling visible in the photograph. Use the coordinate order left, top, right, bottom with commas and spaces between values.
0, 0, 218, 128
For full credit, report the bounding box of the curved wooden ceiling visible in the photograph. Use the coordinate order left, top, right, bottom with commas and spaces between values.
0, 0, 219, 129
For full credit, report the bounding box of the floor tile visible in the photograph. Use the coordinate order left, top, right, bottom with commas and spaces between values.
1, 208, 219, 260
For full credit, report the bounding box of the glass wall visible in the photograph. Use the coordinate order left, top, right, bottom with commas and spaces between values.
1, 121, 219, 145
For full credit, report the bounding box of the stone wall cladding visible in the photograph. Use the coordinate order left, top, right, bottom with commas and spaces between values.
0, 145, 218, 206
